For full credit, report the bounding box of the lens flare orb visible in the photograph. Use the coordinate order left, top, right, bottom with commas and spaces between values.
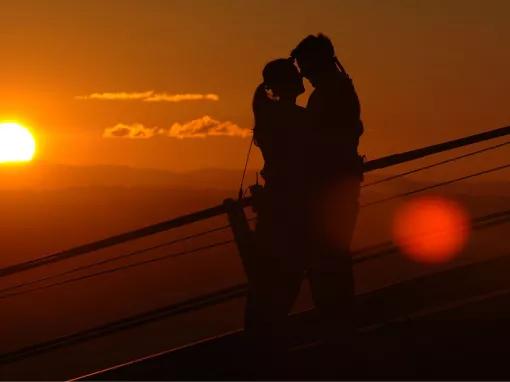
392, 196, 470, 263
0, 122, 36, 163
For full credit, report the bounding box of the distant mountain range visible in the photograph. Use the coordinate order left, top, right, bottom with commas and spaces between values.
1, 161, 508, 197
0, 161, 252, 191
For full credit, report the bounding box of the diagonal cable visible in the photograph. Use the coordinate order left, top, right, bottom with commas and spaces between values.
0, 240, 234, 300
362, 163, 510, 207
362, 141, 509, 188
0, 224, 231, 296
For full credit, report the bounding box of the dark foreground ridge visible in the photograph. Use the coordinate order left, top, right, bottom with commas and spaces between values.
78, 252, 510, 380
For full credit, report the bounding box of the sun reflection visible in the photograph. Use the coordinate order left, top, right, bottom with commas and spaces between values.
392, 196, 470, 263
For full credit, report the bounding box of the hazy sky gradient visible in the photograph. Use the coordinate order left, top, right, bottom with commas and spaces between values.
1, 0, 509, 172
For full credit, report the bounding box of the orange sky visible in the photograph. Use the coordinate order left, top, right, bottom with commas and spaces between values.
1, 0, 509, 174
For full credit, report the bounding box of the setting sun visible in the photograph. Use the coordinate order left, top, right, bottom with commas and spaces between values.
0, 122, 36, 163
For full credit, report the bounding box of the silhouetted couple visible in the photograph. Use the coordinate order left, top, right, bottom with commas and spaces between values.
245, 34, 364, 375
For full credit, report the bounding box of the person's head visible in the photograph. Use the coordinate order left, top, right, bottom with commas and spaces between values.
262, 58, 304, 102
291, 33, 337, 86
252, 59, 304, 138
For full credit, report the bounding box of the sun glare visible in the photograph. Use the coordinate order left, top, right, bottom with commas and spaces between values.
0, 122, 36, 163
392, 196, 470, 263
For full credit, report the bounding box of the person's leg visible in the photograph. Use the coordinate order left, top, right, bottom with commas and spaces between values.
309, 250, 355, 345
306, 253, 357, 379
243, 201, 305, 377
307, 230, 357, 376
244, 264, 304, 378
245, 264, 304, 341
308, 177, 360, 345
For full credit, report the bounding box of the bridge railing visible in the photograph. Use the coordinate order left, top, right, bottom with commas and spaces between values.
0, 125, 509, 364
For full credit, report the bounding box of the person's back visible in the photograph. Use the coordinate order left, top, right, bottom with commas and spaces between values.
245, 60, 312, 368
254, 99, 308, 191
251, 61, 312, 265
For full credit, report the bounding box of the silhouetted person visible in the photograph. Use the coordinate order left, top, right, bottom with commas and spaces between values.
245, 58, 310, 375
291, 34, 364, 354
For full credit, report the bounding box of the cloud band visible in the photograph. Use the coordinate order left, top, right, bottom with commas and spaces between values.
103, 116, 250, 139
76, 91, 219, 102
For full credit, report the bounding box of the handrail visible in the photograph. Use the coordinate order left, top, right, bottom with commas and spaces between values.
361, 141, 510, 188
362, 163, 510, 207
0, 125, 508, 278
0, 225, 232, 297
363, 125, 510, 172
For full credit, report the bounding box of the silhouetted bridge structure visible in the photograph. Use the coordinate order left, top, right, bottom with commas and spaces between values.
0, 126, 509, 380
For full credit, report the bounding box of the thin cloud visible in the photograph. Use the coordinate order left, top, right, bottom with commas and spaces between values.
167, 116, 250, 139
103, 123, 161, 139
103, 116, 250, 139
144, 93, 219, 102
76, 91, 219, 102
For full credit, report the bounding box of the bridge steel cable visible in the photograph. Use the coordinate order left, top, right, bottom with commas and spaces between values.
361, 141, 509, 188
362, 125, 510, 173
0, 223, 388, 299
361, 163, 510, 207
0, 125, 508, 279
0, 239, 235, 300
0, 204, 228, 278
0, 239, 388, 300
0, 209, 508, 365
0, 224, 231, 296
353, 209, 510, 265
